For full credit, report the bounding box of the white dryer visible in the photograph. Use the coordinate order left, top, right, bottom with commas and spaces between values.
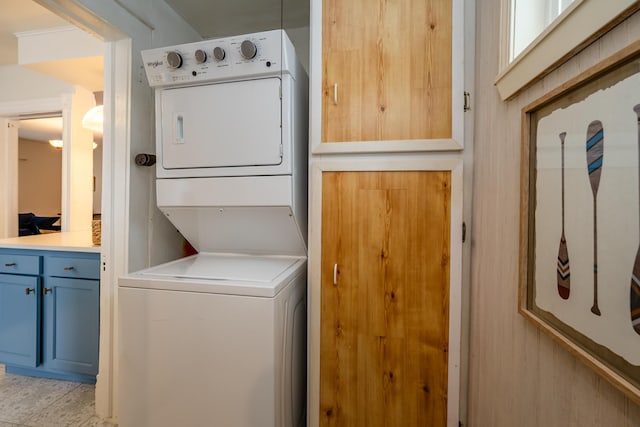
118, 30, 308, 427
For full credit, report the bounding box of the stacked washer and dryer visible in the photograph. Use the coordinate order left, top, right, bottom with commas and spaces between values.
118, 30, 308, 427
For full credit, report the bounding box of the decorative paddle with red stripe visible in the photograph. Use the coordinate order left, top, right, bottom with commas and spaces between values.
631, 104, 640, 334
557, 132, 570, 299
586, 120, 604, 316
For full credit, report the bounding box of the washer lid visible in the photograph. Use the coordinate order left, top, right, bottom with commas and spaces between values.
119, 253, 306, 298
141, 253, 299, 282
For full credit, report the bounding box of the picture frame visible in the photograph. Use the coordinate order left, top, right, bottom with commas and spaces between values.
520, 40, 640, 404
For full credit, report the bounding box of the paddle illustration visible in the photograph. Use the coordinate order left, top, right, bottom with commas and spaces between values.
586, 121, 604, 316
557, 132, 570, 299
631, 104, 640, 334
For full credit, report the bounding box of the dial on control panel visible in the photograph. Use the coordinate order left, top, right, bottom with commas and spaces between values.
213, 46, 226, 61
240, 40, 257, 59
166, 51, 183, 69
194, 49, 207, 64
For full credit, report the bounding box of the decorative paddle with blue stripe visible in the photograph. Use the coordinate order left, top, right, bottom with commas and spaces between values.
631, 105, 640, 335
557, 132, 570, 299
586, 120, 604, 316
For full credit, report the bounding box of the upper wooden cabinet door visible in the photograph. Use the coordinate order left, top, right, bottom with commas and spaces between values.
311, 0, 464, 153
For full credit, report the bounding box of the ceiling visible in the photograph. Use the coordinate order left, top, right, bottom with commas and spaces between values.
0, 0, 69, 66
18, 117, 63, 142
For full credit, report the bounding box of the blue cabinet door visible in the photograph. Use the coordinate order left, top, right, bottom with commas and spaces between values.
0, 273, 40, 367
42, 277, 99, 376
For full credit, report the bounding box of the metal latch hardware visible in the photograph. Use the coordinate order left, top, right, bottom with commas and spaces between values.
464, 92, 471, 112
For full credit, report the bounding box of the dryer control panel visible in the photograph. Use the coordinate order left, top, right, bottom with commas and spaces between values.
142, 29, 296, 87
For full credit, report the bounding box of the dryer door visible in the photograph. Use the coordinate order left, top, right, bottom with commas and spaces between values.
160, 77, 282, 170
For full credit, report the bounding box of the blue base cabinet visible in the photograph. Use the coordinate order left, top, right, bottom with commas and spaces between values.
0, 249, 99, 383
43, 277, 99, 376
0, 273, 40, 367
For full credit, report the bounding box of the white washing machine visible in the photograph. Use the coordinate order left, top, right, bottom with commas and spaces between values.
119, 30, 308, 427
118, 254, 306, 427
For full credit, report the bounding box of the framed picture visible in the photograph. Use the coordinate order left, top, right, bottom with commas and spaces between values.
520, 40, 640, 403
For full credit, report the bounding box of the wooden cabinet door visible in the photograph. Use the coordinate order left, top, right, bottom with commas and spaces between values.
0, 273, 40, 367
322, 0, 453, 143
42, 277, 99, 376
320, 171, 451, 426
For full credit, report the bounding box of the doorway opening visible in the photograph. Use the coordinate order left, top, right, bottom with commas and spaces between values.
0, 0, 131, 421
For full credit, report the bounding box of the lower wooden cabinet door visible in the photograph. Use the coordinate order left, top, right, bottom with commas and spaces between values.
42, 277, 99, 376
320, 171, 451, 426
0, 274, 40, 367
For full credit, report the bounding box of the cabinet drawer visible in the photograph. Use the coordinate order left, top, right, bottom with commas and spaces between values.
44, 256, 100, 280
0, 254, 40, 275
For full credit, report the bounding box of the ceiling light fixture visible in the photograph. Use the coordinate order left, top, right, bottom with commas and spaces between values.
49, 139, 63, 149
82, 105, 104, 133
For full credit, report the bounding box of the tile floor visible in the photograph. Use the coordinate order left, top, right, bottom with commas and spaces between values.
0, 365, 116, 427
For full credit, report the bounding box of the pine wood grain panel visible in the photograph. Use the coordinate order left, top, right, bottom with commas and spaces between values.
321, 0, 452, 143
320, 171, 451, 426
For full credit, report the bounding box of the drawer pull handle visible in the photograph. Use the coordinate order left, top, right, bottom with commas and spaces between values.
333, 263, 339, 286
25, 288, 35, 295
63, 267, 75, 271
333, 83, 338, 105
4, 262, 16, 267
43, 288, 52, 295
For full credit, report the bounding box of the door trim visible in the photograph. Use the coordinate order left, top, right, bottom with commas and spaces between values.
33, 0, 137, 421
308, 155, 464, 427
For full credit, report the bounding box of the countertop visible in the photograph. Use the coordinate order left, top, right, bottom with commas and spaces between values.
0, 232, 101, 253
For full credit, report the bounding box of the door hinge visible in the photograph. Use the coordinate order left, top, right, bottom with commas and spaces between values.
459, 422, 463, 427
279, 84, 282, 100
464, 91, 471, 112
462, 222, 466, 243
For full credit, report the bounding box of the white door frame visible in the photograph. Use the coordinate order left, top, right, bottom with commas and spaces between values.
34, 0, 143, 421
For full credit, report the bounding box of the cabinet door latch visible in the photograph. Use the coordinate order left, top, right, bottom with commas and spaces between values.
464, 92, 471, 112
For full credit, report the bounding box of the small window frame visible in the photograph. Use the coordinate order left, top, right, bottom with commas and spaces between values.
495, 0, 639, 101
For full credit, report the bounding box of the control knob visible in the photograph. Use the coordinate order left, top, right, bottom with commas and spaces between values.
166, 51, 183, 69
240, 40, 257, 59
213, 46, 226, 61
194, 49, 207, 64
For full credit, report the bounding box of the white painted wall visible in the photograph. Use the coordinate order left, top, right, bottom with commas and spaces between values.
17, 25, 103, 64
0, 65, 74, 101
62, 87, 95, 231
469, 5, 640, 426
0, 119, 19, 238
